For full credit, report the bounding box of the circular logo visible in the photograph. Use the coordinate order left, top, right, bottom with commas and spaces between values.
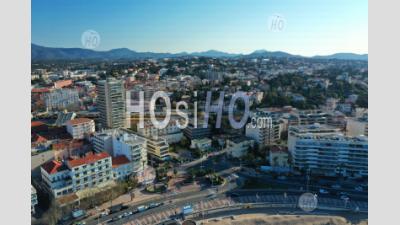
298, 192, 318, 212
268, 14, 286, 32
81, 30, 100, 49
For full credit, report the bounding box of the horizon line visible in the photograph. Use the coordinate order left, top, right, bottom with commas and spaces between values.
31, 43, 368, 58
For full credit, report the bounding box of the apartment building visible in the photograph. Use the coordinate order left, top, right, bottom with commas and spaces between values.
137, 120, 183, 144
40, 152, 113, 198
31, 186, 38, 214
245, 113, 281, 148
226, 136, 254, 158
183, 122, 211, 140
92, 129, 147, 174
67, 152, 113, 192
97, 79, 125, 129
112, 155, 133, 180
288, 123, 342, 154
44, 88, 79, 110
146, 137, 170, 162
66, 118, 95, 139
292, 134, 368, 178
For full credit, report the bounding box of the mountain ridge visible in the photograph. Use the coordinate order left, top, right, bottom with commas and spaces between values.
31, 44, 368, 61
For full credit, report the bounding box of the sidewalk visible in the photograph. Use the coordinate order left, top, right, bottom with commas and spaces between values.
86, 179, 203, 218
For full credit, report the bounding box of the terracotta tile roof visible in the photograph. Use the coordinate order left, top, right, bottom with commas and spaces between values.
32, 88, 51, 93
112, 155, 131, 168
32, 134, 48, 143
52, 140, 83, 150
31, 121, 45, 127
42, 160, 68, 174
67, 152, 110, 168
67, 118, 93, 125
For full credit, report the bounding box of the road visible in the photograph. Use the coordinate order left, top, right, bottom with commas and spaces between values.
101, 192, 368, 225
82, 184, 368, 225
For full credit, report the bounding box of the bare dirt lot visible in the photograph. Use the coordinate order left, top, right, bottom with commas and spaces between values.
200, 214, 368, 225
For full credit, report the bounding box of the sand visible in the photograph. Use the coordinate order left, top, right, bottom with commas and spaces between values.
200, 214, 368, 225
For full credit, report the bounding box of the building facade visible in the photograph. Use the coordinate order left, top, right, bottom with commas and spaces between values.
41, 152, 113, 198
226, 137, 254, 158
97, 79, 125, 129
44, 88, 79, 110
92, 129, 147, 174
66, 118, 95, 139
288, 123, 342, 154
146, 137, 170, 162
137, 120, 183, 144
245, 113, 281, 148
31, 186, 38, 214
183, 122, 211, 140
292, 134, 368, 178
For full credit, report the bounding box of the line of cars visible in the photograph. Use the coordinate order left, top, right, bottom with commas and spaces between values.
106, 202, 164, 223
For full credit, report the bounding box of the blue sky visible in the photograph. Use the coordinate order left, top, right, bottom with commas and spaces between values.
32, 0, 368, 56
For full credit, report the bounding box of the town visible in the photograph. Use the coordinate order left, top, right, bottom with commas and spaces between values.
31, 55, 368, 225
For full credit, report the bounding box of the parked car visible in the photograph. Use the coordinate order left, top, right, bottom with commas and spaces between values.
355, 186, 364, 192
340, 195, 350, 201
137, 205, 148, 212
148, 202, 163, 209
319, 188, 329, 194
123, 211, 133, 217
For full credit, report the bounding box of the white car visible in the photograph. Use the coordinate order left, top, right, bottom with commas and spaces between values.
340, 195, 350, 201
355, 186, 363, 192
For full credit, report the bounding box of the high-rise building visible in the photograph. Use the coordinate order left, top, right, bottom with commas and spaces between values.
97, 79, 125, 129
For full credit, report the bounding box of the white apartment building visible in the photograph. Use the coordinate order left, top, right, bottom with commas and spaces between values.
31, 186, 38, 214
137, 120, 183, 144
66, 118, 95, 139
44, 88, 79, 110
92, 129, 147, 174
67, 152, 113, 192
41, 152, 113, 198
288, 123, 342, 154
226, 137, 255, 158
292, 134, 368, 178
245, 113, 281, 148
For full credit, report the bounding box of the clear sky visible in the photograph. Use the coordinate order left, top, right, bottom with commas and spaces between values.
32, 0, 368, 56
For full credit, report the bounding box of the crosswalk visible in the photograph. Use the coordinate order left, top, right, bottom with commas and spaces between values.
120, 194, 367, 225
